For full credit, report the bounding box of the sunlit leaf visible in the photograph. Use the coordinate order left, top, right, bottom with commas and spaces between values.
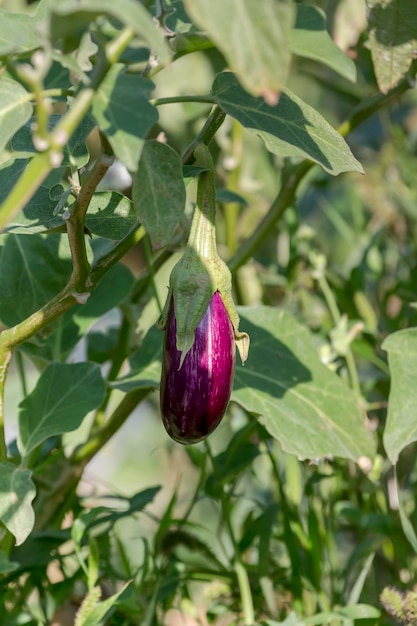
232, 307, 375, 462
367, 0, 417, 93
18, 362, 106, 457
212, 72, 363, 175
0, 77, 32, 153
183, 0, 295, 103
382, 328, 417, 463
92, 65, 158, 172
0, 463, 36, 546
290, 4, 356, 82
51, 0, 170, 62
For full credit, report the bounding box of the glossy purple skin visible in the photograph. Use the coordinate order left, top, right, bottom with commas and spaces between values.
160, 291, 236, 444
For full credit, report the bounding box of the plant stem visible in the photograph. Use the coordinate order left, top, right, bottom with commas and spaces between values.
151, 95, 216, 106
0, 26, 134, 234
182, 105, 226, 165
205, 442, 255, 625
228, 71, 417, 273
0, 347, 12, 461
188, 145, 217, 258
71, 389, 150, 465
317, 272, 362, 398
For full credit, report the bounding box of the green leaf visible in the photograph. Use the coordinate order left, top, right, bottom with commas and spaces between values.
18, 362, 106, 457
232, 307, 375, 462
183, 0, 295, 104
0, 77, 32, 153
212, 72, 363, 176
84, 193, 137, 240
367, 0, 417, 93
51, 0, 170, 62
0, 233, 72, 326
0, 463, 36, 546
382, 328, 417, 463
0, 158, 63, 235
111, 325, 163, 392
290, 4, 356, 82
0, 10, 41, 56
91, 65, 158, 172
132, 141, 186, 249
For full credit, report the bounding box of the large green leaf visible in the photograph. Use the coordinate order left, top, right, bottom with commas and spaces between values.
132, 141, 186, 249
91, 65, 158, 172
290, 4, 356, 82
0, 77, 32, 153
232, 307, 375, 462
51, 0, 170, 62
0, 463, 36, 546
183, 0, 295, 104
382, 328, 417, 463
18, 362, 106, 457
367, 0, 417, 93
0, 233, 72, 326
0, 10, 41, 56
212, 73, 363, 176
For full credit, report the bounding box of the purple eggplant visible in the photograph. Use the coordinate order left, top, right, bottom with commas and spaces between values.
160, 291, 236, 444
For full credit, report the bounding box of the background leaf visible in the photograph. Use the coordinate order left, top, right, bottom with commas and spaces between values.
212, 72, 363, 176
0, 10, 41, 56
382, 328, 417, 463
18, 362, 106, 457
51, 0, 170, 62
367, 0, 417, 93
132, 141, 186, 249
0, 233, 72, 326
183, 0, 295, 104
0, 463, 36, 546
232, 307, 375, 462
91, 65, 158, 172
0, 77, 32, 153
290, 4, 356, 82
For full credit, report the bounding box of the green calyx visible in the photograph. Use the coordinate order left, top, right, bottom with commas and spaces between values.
159, 143, 249, 367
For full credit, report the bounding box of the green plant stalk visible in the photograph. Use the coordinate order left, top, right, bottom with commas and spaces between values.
182, 105, 226, 165
317, 273, 361, 398
0, 27, 135, 234
224, 120, 244, 256
71, 389, 150, 465
151, 95, 216, 106
67, 152, 115, 290
205, 443, 255, 625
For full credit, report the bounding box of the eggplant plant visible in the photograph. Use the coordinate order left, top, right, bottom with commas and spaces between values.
0, 1, 416, 624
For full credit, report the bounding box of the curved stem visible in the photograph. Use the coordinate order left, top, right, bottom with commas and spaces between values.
182, 105, 226, 165
151, 95, 216, 106
228, 71, 417, 274
71, 389, 149, 465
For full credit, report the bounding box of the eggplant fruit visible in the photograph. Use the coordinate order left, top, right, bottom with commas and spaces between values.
160, 291, 236, 444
